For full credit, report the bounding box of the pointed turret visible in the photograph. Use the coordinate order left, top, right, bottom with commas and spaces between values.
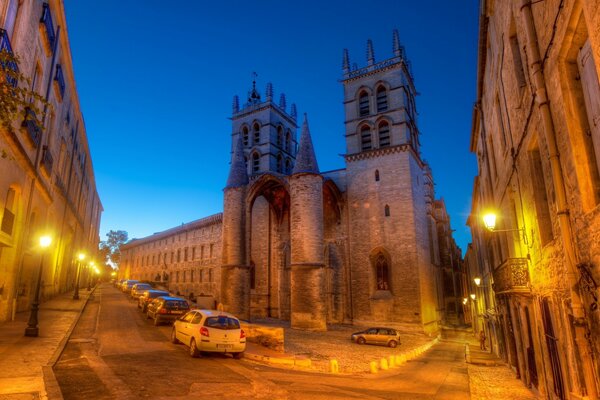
342, 48, 350, 73
226, 135, 249, 188
293, 114, 319, 174
279, 93, 287, 110
247, 72, 261, 105
266, 82, 273, 100
232, 95, 239, 114
393, 29, 401, 57
290, 103, 297, 121
367, 39, 375, 66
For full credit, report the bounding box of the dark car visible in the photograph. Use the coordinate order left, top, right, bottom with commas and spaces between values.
146, 296, 190, 326
121, 280, 140, 293
351, 327, 401, 348
138, 290, 170, 312
130, 283, 154, 299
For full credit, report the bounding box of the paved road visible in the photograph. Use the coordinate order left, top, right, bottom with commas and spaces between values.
54, 284, 471, 399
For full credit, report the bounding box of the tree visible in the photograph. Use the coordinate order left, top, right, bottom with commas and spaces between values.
99, 230, 128, 268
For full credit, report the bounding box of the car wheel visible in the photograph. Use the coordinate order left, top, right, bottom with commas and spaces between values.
233, 352, 244, 359
153, 316, 161, 326
171, 328, 180, 344
357, 337, 366, 345
189, 338, 200, 358
388, 340, 398, 348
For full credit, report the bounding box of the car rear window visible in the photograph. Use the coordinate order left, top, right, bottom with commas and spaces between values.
136, 284, 152, 290
149, 291, 168, 298
204, 316, 240, 330
164, 301, 189, 309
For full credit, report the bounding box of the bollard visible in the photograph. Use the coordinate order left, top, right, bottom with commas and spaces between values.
330, 359, 339, 374
465, 343, 471, 363
380, 358, 389, 370
399, 353, 407, 364
388, 355, 396, 368
370, 361, 379, 374
395, 354, 402, 365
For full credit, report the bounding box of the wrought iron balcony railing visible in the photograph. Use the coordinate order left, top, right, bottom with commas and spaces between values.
41, 145, 53, 175
22, 107, 41, 147
0, 28, 19, 87
40, 3, 56, 51
492, 257, 530, 295
54, 64, 65, 99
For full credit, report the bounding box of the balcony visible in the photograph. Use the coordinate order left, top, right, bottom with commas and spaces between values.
492, 257, 530, 295
54, 64, 65, 99
21, 107, 41, 147
40, 3, 56, 52
0, 28, 19, 87
41, 146, 53, 175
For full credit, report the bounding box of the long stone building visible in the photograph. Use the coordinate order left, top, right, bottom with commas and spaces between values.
0, 0, 102, 322
122, 32, 462, 334
468, 1, 600, 398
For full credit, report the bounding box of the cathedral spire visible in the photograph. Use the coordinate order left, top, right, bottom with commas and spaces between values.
393, 29, 401, 57
226, 135, 249, 188
247, 72, 261, 104
293, 114, 319, 174
279, 93, 286, 110
290, 103, 297, 121
232, 95, 239, 114
266, 82, 273, 100
366, 39, 375, 66
342, 48, 350, 73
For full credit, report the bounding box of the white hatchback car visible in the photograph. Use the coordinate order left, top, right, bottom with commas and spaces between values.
171, 310, 246, 358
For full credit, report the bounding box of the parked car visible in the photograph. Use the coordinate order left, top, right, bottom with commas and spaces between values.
351, 327, 401, 348
114, 279, 126, 288
130, 283, 153, 299
146, 296, 189, 326
121, 280, 140, 293
171, 310, 246, 358
138, 290, 170, 312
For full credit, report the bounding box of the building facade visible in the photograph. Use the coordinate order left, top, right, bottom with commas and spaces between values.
125, 32, 462, 334
468, 1, 600, 398
0, 0, 102, 321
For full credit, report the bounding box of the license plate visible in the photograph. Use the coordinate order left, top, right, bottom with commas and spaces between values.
217, 344, 233, 349
171, 310, 183, 314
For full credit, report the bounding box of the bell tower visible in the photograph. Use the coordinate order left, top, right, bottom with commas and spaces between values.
231, 74, 299, 177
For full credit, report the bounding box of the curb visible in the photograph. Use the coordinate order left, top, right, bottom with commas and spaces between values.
367, 335, 441, 374
244, 352, 312, 369
42, 285, 98, 400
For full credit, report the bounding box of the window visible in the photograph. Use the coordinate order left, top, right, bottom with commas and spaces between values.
528, 146, 553, 246
253, 123, 260, 144
201, 245, 204, 260
376, 86, 388, 112
177, 249, 181, 262
360, 125, 372, 151
242, 126, 249, 146
359, 91, 369, 116
209, 269, 214, 282
192, 247, 196, 260
252, 152, 260, 173
384, 205, 390, 217
183, 270, 187, 283
375, 170, 380, 182
199, 269, 204, 282
286, 130, 291, 153
184, 248, 188, 262
209, 244, 214, 258
277, 126, 283, 147
509, 18, 526, 90
378, 121, 390, 147
277, 154, 283, 173
578, 39, 600, 178
285, 159, 291, 174
250, 262, 256, 290
375, 254, 389, 291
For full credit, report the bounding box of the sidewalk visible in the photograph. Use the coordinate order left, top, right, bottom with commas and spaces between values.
0, 288, 94, 400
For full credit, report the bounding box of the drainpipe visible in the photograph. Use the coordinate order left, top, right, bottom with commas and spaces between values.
520, 1, 598, 398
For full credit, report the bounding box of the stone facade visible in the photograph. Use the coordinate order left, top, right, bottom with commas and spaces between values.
468, 1, 600, 398
126, 32, 462, 334
0, 0, 102, 322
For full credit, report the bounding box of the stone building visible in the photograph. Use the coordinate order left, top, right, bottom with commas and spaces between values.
468, 1, 600, 398
0, 0, 102, 322
126, 32, 462, 334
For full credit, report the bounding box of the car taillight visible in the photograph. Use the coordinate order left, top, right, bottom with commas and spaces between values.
240, 329, 246, 339
200, 327, 209, 337
159, 308, 168, 314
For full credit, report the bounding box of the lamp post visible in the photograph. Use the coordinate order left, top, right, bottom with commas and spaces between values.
87, 261, 94, 291
24, 235, 52, 337
73, 252, 85, 300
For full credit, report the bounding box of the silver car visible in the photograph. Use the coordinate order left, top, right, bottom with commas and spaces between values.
351, 327, 401, 348
172, 310, 246, 358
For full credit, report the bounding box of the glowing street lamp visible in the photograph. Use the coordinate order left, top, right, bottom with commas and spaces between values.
482, 212, 497, 231
470, 294, 476, 300
474, 277, 481, 286
73, 252, 86, 300
25, 235, 52, 337
462, 298, 468, 305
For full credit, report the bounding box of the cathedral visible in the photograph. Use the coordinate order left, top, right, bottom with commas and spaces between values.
122, 31, 461, 334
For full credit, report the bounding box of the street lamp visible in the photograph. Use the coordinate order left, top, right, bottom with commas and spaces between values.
73, 252, 86, 300
24, 235, 52, 337
470, 293, 476, 300
474, 277, 481, 286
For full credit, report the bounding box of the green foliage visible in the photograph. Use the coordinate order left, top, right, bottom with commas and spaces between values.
99, 230, 128, 267
0, 49, 49, 130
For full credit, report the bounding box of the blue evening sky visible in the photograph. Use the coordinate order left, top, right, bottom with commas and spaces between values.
64, 1, 479, 253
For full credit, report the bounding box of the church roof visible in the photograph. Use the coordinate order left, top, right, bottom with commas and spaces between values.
225, 135, 249, 188
292, 114, 319, 175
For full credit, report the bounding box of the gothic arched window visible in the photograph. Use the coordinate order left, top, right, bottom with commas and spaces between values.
252, 152, 260, 173
277, 154, 283, 173
253, 123, 260, 145
384, 204, 390, 217
375, 169, 380, 182
359, 91, 370, 117
285, 158, 292, 174
375, 254, 389, 291
277, 126, 283, 147
376, 86, 388, 112
250, 261, 256, 290
286, 130, 291, 153
378, 121, 390, 148
242, 126, 249, 146
360, 125, 372, 151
